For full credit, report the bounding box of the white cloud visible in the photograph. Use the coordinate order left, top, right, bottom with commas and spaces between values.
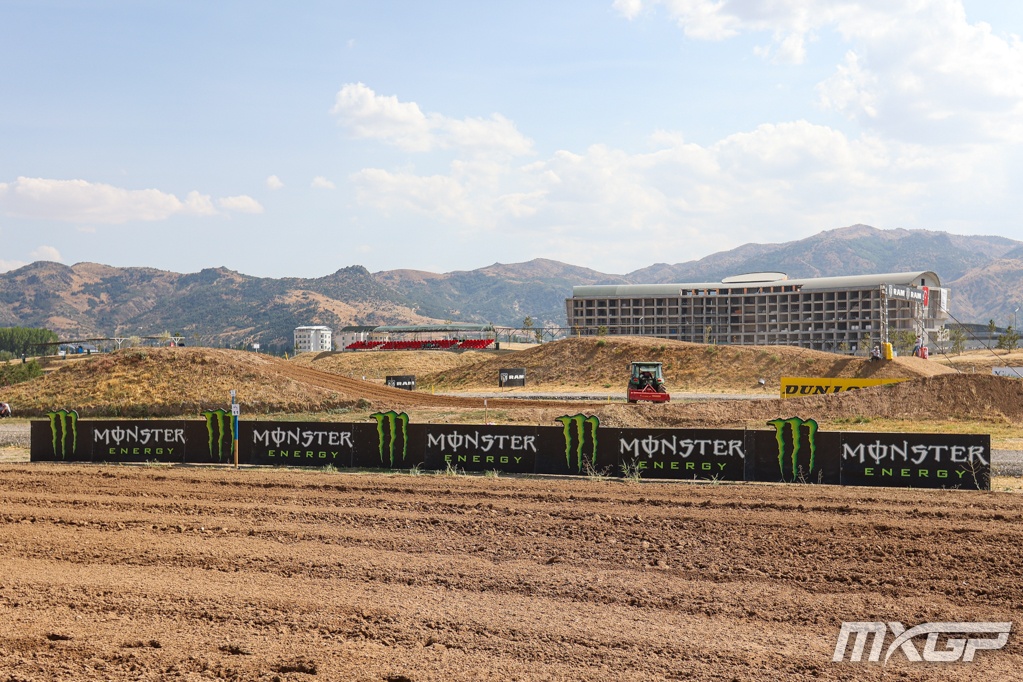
266, 175, 284, 190
331, 82, 534, 156
352, 169, 472, 222
184, 191, 217, 216
30, 245, 62, 262
0, 177, 271, 224
349, 112, 1010, 271
218, 195, 264, 214
0, 259, 27, 273
311, 176, 336, 189
0, 177, 221, 223
612, 0, 643, 21
617, 1, 1023, 142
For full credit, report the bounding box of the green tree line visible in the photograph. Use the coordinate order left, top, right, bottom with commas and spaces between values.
0, 326, 58, 356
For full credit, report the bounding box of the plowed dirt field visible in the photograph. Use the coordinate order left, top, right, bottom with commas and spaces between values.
1, 464, 1020, 681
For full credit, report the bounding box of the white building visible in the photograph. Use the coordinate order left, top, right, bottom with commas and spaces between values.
566, 271, 949, 354
293, 325, 333, 353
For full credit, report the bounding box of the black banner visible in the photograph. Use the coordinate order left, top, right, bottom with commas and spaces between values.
30, 411, 88, 462
385, 375, 416, 391
534, 416, 615, 475
614, 428, 747, 480
88, 420, 188, 463
247, 421, 358, 467
499, 368, 526, 387
753, 418, 841, 485
350, 412, 423, 470
28, 414, 990, 490
421, 424, 538, 473
839, 432, 990, 489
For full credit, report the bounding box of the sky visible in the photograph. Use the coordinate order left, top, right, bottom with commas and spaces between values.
2, 1, 1023, 278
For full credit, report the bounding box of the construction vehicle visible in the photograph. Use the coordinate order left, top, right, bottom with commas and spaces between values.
627, 361, 670, 403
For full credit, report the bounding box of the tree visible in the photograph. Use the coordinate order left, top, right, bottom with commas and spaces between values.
997, 326, 1020, 351
522, 316, 535, 344
0, 326, 58, 356
860, 333, 872, 356
949, 326, 967, 355
890, 330, 917, 356
987, 319, 997, 347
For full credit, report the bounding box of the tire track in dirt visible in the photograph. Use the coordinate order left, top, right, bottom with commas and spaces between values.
1, 464, 1021, 680
276, 363, 601, 409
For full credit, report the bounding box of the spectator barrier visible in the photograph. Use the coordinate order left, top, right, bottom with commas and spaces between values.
32, 411, 991, 489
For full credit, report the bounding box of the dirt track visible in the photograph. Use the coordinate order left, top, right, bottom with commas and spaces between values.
278, 364, 592, 410
1, 464, 1020, 681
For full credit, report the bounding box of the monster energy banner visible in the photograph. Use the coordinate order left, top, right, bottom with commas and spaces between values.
840, 432, 990, 489
31, 410, 86, 461
753, 417, 841, 485
247, 422, 359, 467
533, 414, 614, 475
29, 413, 991, 489
615, 427, 748, 480
89, 420, 190, 463
421, 424, 539, 473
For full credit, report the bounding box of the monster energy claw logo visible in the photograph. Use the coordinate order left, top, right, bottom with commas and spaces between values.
46, 409, 79, 459
371, 411, 409, 467
556, 414, 599, 471
768, 416, 818, 481
201, 408, 233, 462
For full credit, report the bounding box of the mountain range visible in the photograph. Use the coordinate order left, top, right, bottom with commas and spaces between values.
1, 225, 1020, 349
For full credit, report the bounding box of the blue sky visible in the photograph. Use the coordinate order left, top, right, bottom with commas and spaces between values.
3, 0, 1023, 277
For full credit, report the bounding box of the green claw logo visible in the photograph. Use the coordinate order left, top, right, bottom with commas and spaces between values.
767, 417, 818, 482
371, 411, 409, 467
555, 414, 599, 471
46, 409, 79, 459
201, 409, 233, 462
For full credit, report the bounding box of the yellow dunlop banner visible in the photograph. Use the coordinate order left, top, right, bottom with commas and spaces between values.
780, 377, 909, 399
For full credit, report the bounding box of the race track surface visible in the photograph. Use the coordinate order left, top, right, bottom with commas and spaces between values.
1, 464, 1020, 680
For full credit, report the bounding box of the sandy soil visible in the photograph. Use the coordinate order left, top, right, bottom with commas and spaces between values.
1, 464, 1021, 681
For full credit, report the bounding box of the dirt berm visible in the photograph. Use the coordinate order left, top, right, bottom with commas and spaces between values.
4, 338, 1021, 431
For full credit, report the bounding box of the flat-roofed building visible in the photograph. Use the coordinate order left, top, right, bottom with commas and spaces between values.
565, 271, 948, 353
293, 325, 333, 353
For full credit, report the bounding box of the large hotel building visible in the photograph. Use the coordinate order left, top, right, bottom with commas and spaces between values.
565, 271, 948, 352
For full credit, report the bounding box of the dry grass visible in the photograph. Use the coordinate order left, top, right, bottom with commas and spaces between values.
3, 339, 1022, 446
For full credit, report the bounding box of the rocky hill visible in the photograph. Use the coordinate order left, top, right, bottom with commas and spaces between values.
1, 225, 1021, 345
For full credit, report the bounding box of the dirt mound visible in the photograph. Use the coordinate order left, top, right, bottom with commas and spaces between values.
416, 336, 953, 393
623, 372, 1023, 429
0, 347, 356, 416
934, 347, 1023, 373
0, 347, 584, 417
2, 340, 1014, 431
291, 348, 485, 383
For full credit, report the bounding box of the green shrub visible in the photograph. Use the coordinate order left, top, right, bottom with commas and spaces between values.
0, 360, 43, 387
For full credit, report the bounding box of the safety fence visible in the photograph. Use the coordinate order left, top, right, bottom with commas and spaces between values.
32, 411, 990, 489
